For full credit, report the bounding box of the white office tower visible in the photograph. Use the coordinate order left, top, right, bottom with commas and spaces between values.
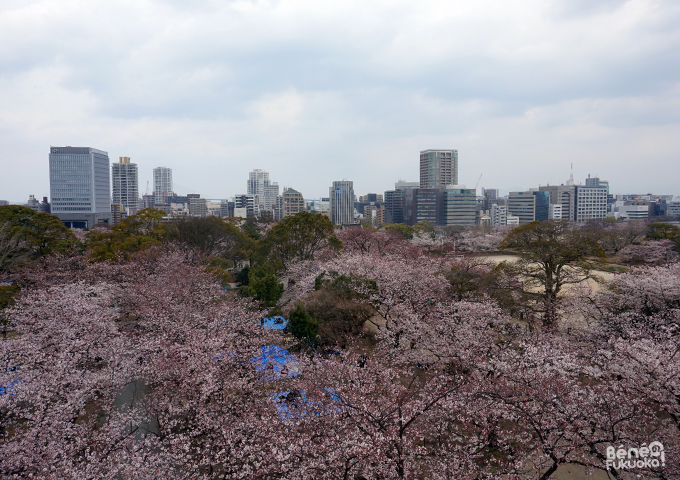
112, 157, 139, 214
329, 180, 355, 225
154, 167, 173, 204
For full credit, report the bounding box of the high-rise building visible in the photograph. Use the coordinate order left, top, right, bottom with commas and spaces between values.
404, 188, 442, 226
440, 186, 476, 226
247, 169, 278, 214
282, 188, 304, 217
49, 146, 111, 228
112, 157, 139, 214
329, 181, 355, 225
384, 190, 405, 224
153, 167, 173, 204
420, 149, 458, 190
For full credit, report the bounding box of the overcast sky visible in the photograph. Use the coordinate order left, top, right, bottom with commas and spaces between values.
1, 0, 679, 202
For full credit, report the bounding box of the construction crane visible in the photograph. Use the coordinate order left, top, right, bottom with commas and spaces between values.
145, 181, 150, 196
474, 174, 483, 190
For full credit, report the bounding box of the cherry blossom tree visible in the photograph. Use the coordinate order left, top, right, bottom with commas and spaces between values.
617, 239, 679, 265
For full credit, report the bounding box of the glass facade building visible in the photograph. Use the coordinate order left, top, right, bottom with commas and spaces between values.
533, 190, 550, 221
404, 188, 442, 225
441, 187, 477, 226
329, 180, 355, 225
49, 146, 110, 228
384, 190, 405, 224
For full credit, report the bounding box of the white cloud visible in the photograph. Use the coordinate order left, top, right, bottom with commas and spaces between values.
0, 0, 679, 203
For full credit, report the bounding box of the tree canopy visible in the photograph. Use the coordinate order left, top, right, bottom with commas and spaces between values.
0, 205, 76, 259
257, 211, 341, 270
499, 219, 605, 326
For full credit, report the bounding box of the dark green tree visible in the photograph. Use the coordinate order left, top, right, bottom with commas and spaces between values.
0, 205, 76, 258
258, 211, 341, 270
84, 208, 166, 261
287, 302, 319, 341
383, 223, 416, 240
245, 262, 283, 307
499, 219, 605, 327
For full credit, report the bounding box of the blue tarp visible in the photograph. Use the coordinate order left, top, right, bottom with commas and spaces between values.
271, 388, 340, 419
260, 316, 288, 330
0, 366, 20, 396
249, 345, 299, 380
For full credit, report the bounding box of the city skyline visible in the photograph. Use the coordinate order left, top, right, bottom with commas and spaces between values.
1, 1, 679, 202
4, 144, 677, 206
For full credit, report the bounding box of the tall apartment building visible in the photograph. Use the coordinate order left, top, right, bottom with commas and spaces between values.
112, 157, 139, 214
508, 190, 549, 225
153, 167, 173, 204
247, 169, 278, 214
440, 186, 476, 226
420, 149, 458, 189
539, 185, 575, 221
329, 181, 355, 225
49, 146, 111, 228
282, 188, 304, 217
404, 188, 442, 226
